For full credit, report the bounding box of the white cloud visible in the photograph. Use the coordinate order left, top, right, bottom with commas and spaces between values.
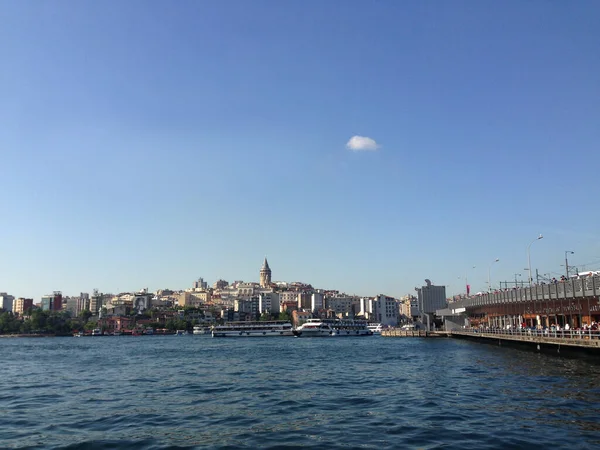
346, 135, 380, 151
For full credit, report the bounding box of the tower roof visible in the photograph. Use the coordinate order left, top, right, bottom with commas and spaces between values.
261, 257, 270, 271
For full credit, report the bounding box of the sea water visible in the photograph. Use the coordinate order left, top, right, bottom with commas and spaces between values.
1, 335, 599, 449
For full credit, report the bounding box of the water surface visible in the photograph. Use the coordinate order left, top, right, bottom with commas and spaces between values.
1, 335, 599, 449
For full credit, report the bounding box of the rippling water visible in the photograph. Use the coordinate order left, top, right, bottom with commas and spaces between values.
1, 335, 599, 449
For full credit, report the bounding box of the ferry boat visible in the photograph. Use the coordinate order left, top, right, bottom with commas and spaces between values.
193, 325, 211, 335
293, 319, 374, 337
367, 323, 383, 335
212, 321, 293, 337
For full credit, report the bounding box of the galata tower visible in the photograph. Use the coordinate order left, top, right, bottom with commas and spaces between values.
260, 257, 272, 288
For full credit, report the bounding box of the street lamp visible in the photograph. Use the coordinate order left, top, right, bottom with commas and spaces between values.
488, 258, 500, 292
527, 234, 543, 286
514, 273, 522, 288
462, 265, 476, 296
564, 251, 574, 278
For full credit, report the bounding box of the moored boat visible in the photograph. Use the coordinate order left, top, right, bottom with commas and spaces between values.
367, 323, 383, 335
293, 319, 373, 337
175, 329, 188, 336
212, 321, 293, 337
193, 325, 211, 335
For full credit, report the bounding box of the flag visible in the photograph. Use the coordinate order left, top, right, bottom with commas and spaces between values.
467, 284, 471, 295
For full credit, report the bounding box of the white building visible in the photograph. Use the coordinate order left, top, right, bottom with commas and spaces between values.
258, 293, 280, 314
311, 292, 324, 312
372, 294, 400, 327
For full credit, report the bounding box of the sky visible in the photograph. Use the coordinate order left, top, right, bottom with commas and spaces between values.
1, 1, 599, 300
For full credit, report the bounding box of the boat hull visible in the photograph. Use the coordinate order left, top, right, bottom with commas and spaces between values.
212, 329, 294, 337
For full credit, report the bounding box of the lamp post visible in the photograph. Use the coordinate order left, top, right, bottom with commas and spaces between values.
564, 251, 574, 278
527, 234, 543, 286
463, 265, 476, 296
488, 258, 499, 292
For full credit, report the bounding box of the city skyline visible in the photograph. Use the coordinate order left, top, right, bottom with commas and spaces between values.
2, 1, 599, 300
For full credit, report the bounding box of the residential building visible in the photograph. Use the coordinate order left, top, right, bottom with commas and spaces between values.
258, 292, 280, 314
41, 292, 63, 312
13, 298, 33, 315
291, 310, 312, 327
0, 293, 15, 312
372, 294, 399, 327
235, 297, 259, 317
325, 295, 360, 317
77, 293, 90, 315
213, 279, 229, 290
311, 292, 324, 312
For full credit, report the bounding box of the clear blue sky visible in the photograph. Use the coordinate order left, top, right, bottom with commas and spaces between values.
1, 1, 599, 300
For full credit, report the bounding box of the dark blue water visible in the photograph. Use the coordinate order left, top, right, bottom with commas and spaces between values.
1, 336, 599, 449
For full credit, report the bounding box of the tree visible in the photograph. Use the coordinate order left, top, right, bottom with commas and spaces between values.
79, 310, 93, 323
278, 311, 291, 322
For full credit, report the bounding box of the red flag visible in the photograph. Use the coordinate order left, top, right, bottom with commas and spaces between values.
467, 284, 471, 295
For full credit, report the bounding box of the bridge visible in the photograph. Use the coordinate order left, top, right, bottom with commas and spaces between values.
446, 275, 600, 329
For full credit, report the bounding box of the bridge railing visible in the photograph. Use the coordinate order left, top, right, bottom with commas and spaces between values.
454, 327, 600, 340
450, 275, 600, 309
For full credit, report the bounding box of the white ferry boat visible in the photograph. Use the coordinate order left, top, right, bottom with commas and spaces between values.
293, 319, 374, 337
367, 323, 383, 334
212, 321, 293, 337
193, 325, 211, 335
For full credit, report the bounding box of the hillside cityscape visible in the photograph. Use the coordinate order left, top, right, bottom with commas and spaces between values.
0, 258, 448, 335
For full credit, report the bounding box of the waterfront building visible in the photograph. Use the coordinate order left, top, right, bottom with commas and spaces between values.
400, 295, 419, 320
0, 293, 15, 312
372, 294, 400, 327
13, 298, 33, 315
260, 258, 272, 288
416, 280, 447, 315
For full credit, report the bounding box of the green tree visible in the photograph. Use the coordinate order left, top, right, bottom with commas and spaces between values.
79, 310, 93, 323
278, 311, 291, 322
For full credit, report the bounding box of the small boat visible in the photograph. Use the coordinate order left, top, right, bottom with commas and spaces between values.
73, 331, 84, 337
91, 328, 103, 336
193, 325, 211, 335
367, 323, 383, 335
175, 329, 188, 336
144, 328, 154, 335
